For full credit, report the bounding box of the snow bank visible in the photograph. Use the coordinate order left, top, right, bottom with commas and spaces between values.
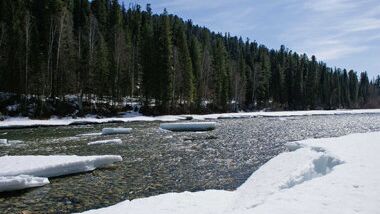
102, 128, 132, 135
0, 155, 122, 178
81, 190, 235, 214
190, 109, 380, 120
0, 175, 49, 192
88, 139, 123, 146
160, 122, 217, 132
80, 132, 380, 214
0, 115, 186, 129
2, 109, 380, 129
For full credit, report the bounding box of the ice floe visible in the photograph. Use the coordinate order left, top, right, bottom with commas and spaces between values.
88, 139, 123, 146
0, 155, 122, 192
0, 175, 49, 192
102, 128, 132, 135
0, 155, 123, 178
160, 122, 217, 132
0, 139, 7, 145
77, 132, 102, 137
80, 132, 380, 214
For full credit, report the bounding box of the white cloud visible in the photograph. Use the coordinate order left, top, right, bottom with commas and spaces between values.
303, 0, 358, 12
281, 0, 380, 63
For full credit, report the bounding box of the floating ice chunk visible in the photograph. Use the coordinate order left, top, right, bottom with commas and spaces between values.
159, 122, 217, 132
0, 139, 7, 145
77, 132, 102, 137
7, 140, 24, 144
0, 139, 24, 146
0, 155, 123, 178
88, 139, 123, 146
0, 175, 49, 192
102, 128, 132, 135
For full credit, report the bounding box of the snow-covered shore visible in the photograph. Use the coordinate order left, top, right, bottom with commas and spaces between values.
0, 155, 122, 192
1, 109, 380, 129
80, 132, 380, 214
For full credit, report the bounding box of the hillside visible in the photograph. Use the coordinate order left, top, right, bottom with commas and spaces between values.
0, 0, 379, 118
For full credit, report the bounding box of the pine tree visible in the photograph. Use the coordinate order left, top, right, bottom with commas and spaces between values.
157, 9, 174, 113
177, 26, 194, 110
271, 45, 286, 106
109, 0, 124, 100
358, 72, 370, 105
213, 38, 229, 111
94, 35, 109, 97
141, 4, 155, 102
306, 55, 317, 109
348, 70, 358, 107
255, 46, 271, 108
341, 70, 350, 107
190, 37, 202, 110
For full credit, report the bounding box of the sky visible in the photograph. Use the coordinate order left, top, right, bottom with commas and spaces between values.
121, 0, 380, 78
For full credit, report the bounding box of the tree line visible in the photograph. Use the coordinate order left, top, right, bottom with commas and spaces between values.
0, 0, 379, 115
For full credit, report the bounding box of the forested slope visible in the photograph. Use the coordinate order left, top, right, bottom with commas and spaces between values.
0, 0, 379, 117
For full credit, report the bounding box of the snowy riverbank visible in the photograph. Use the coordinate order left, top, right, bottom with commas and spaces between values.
1, 109, 380, 129
80, 132, 380, 214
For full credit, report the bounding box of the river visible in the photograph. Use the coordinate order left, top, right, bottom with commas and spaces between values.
1, 114, 380, 213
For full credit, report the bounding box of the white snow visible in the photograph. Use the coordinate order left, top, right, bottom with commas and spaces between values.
1, 109, 380, 129
88, 139, 123, 146
80, 132, 380, 214
102, 128, 132, 135
189, 109, 380, 120
0, 115, 186, 129
0, 155, 122, 192
0, 175, 49, 192
160, 122, 217, 132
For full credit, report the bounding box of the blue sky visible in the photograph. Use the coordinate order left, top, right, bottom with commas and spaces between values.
122, 0, 380, 78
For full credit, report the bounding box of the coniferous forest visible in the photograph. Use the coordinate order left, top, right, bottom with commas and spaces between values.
0, 0, 380, 117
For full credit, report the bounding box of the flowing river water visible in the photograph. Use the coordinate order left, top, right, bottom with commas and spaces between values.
1, 114, 380, 213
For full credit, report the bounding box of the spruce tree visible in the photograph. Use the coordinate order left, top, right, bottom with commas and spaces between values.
348, 70, 358, 107
141, 4, 155, 102
177, 26, 194, 110
359, 72, 370, 105
190, 37, 202, 110
157, 9, 174, 113
213, 38, 229, 111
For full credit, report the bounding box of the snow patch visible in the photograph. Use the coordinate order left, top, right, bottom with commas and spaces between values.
280, 152, 342, 190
